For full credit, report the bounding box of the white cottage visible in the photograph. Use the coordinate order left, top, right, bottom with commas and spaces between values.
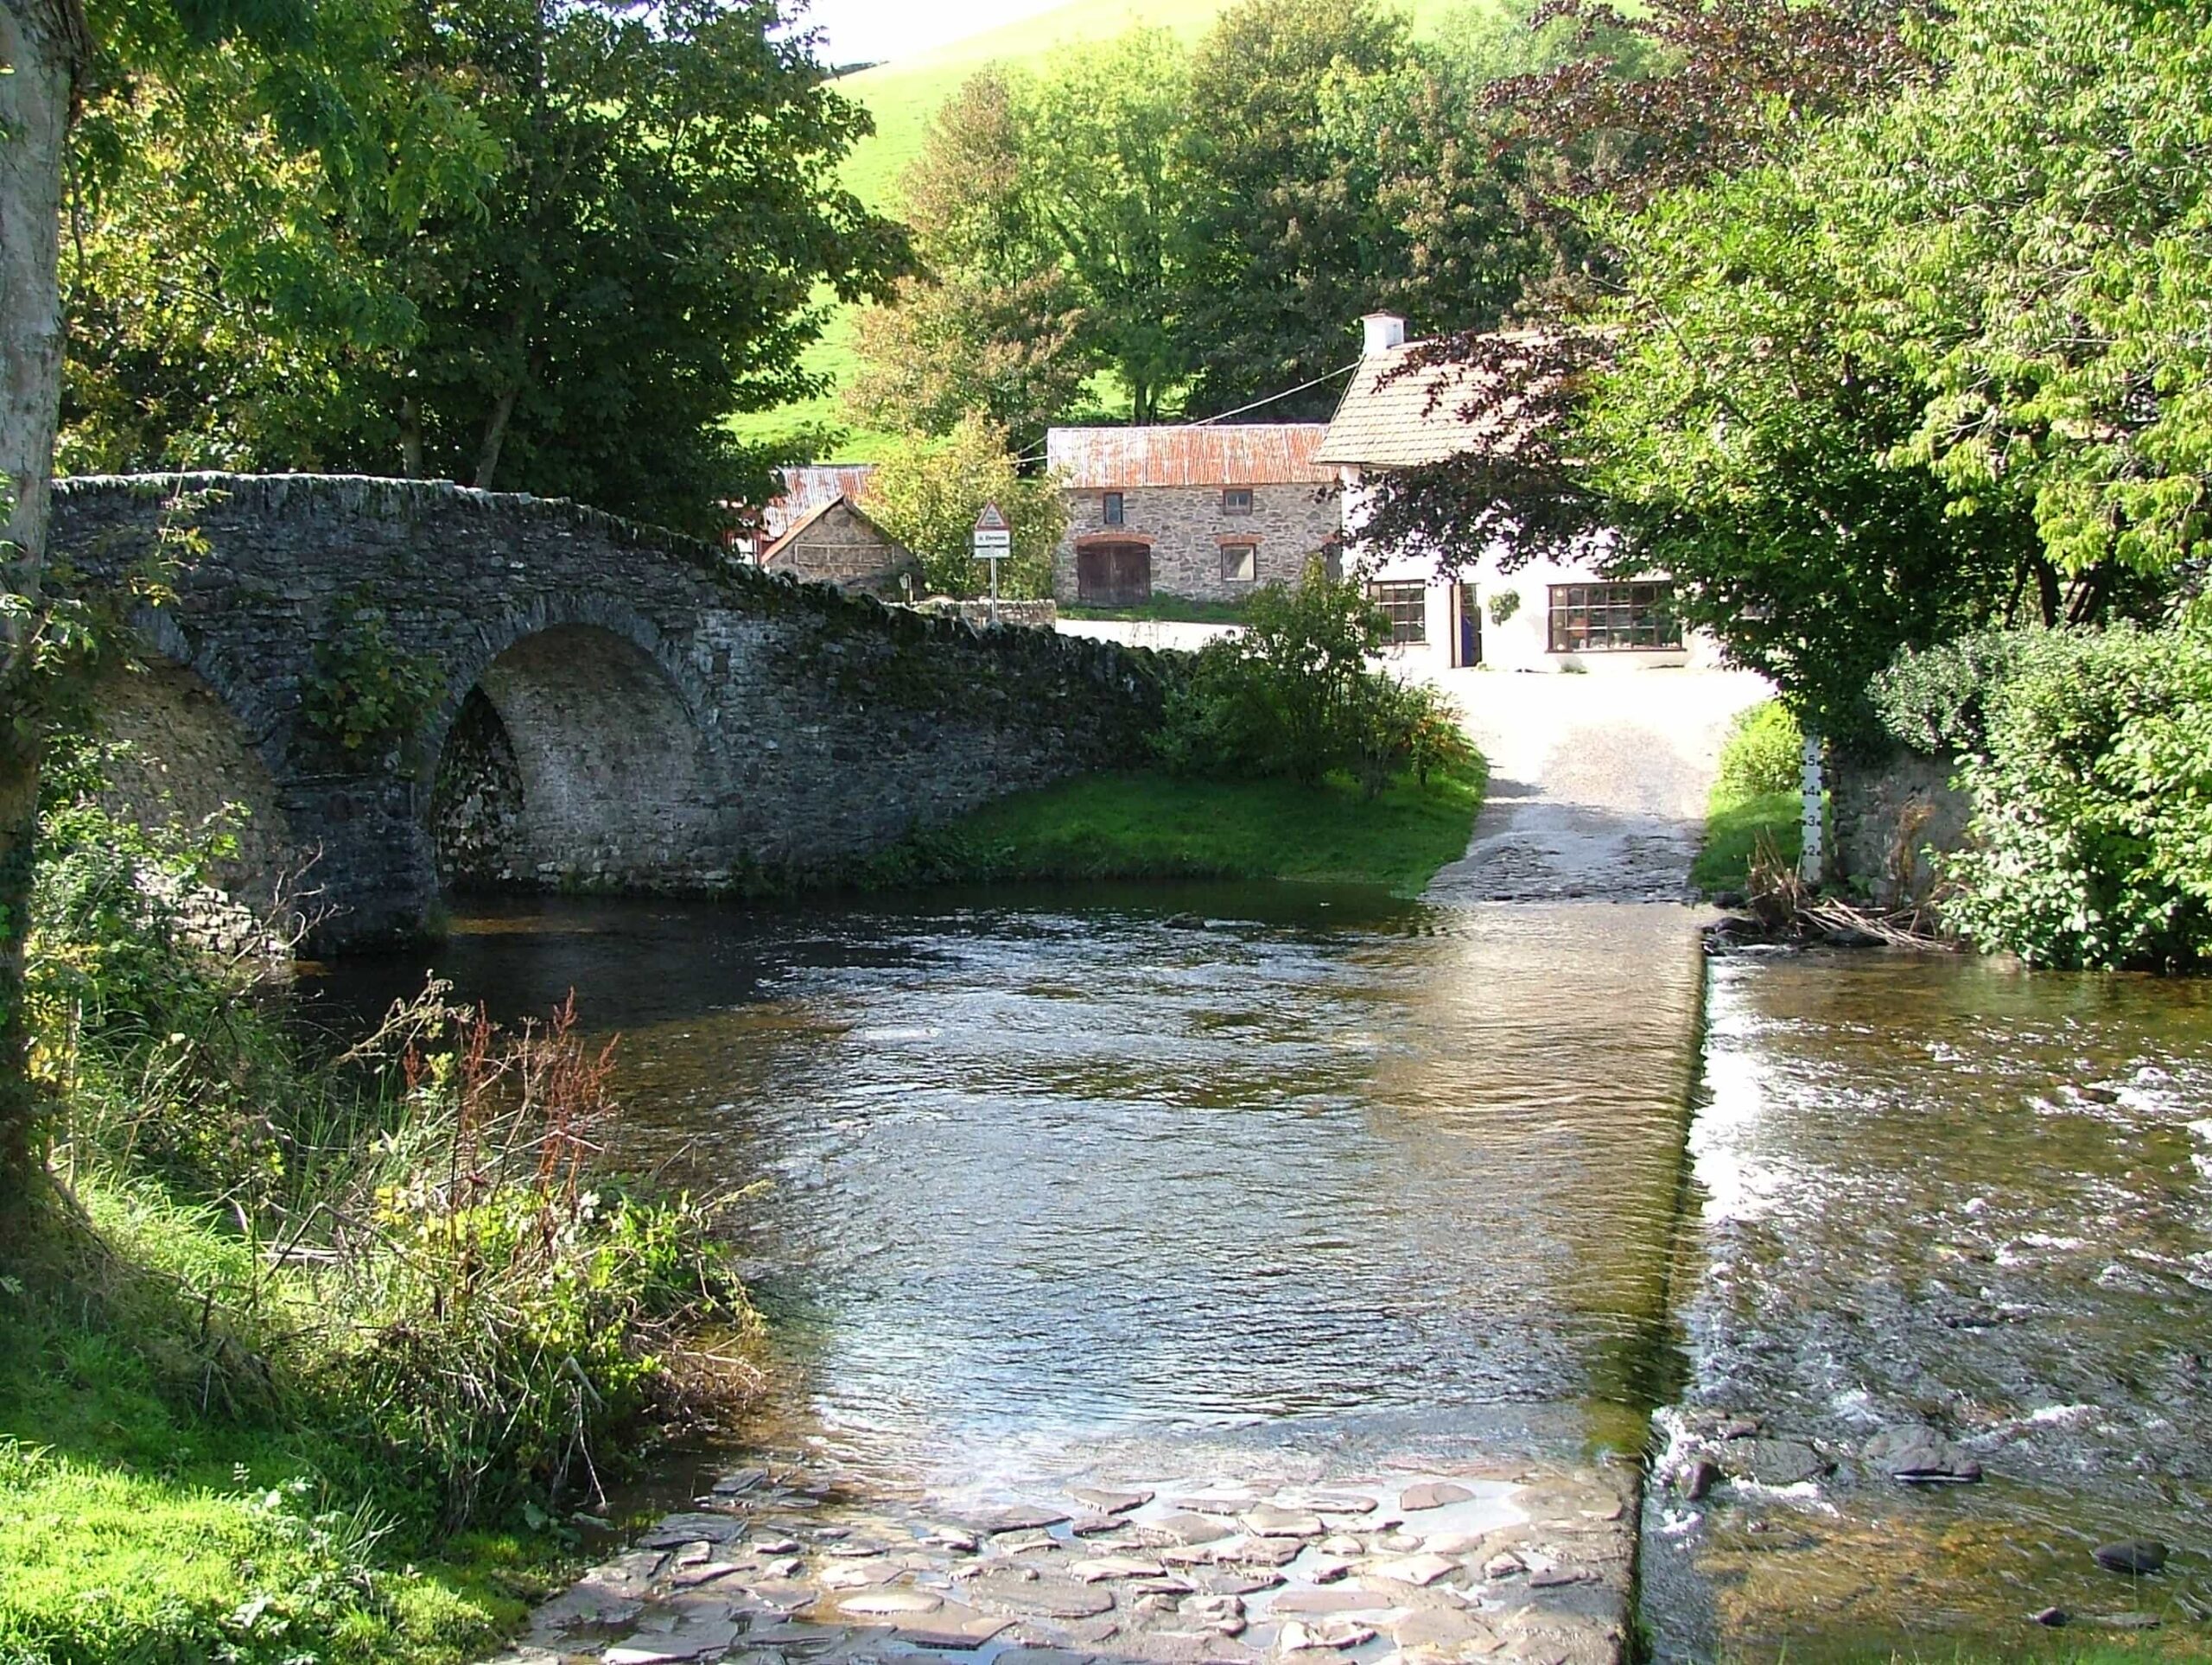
1317, 314, 1719, 674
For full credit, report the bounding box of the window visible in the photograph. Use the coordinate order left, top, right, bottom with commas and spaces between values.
1220, 543, 1256, 582
1102, 491, 1125, 526
1222, 487, 1254, 516
1370, 581, 1427, 646
1548, 581, 1681, 651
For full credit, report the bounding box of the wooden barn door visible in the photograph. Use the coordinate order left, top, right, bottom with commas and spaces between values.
1077, 542, 1153, 607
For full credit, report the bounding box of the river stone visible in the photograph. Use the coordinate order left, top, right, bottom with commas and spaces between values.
1399, 1484, 1474, 1513
1319, 1536, 1366, 1558
1171, 1488, 1262, 1513
1371, 1554, 1458, 1588
922, 1525, 979, 1553
640, 1514, 748, 1547
1071, 1513, 1128, 1537
1271, 1490, 1377, 1516
1392, 1607, 1499, 1651
2093, 1541, 2169, 1576
1243, 1506, 1325, 1539
1146, 1514, 1237, 1546
1191, 1570, 1284, 1597
821, 1560, 900, 1591
1683, 1458, 1720, 1501
669, 1560, 746, 1590
1861, 1426, 1983, 1484
1421, 1532, 1486, 1557
1529, 1566, 1594, 1590
957, 1504, 1072, 1535
1305, 1557, 1355, 1586
1072, 1556, 1169, 1583
973, 1574, 1118, 1618
1071, 1488, 1155, 1515
891, 1605, 1016, 1650
712, 1466, 769, 1497
734, 1582, 818, 1614
1715, 1439, 1830, 1487
838, 1589, 944, 1617
1268, 1587, 1401, 1617
1224, 1535, 1304, 1566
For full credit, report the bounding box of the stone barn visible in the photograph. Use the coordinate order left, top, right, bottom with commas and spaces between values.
757, 493, 918, 598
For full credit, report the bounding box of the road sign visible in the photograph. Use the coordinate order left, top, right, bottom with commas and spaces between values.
971, 528, 1012, 554
974, 501, 1009, 532
970, 503, 1011, 624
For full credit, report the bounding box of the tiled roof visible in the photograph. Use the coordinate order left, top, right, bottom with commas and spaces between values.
1315, 332, 1560, 469
1046, 424, 1331, 489
762, 464, 876, 541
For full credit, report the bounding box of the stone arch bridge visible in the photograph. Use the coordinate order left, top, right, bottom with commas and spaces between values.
54, 475, 1169, 949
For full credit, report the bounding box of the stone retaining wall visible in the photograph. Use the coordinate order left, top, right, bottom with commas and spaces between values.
1830, 746, 1972, 905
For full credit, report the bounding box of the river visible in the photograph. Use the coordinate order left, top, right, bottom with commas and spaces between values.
311, 891, 2210, 1661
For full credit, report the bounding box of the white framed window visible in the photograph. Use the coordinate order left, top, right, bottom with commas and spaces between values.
1220, 543, 1257, 582
1370, 581, 1427, 645
1548, 581, 1681, 651
1222, 487, 1254, 515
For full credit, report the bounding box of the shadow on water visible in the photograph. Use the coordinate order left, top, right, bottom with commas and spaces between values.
305, 885, 1711, 1496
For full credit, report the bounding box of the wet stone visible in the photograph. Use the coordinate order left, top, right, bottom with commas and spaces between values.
1392, 1608, 1499, 1651
714, 1468, 770, 1497
1071, 1555, 1168, 1582
1226, 1537, 1304, 1567
1373, 1554, 1458, 1588
1272, 1490, 1376, 1516
837, 1588, 944, 1617
1146, 1514, 1238, 1547
2092, 1540, 2169, 1576
1070, 1513, 1127, 1537
1861, 1426, 1983, 1484
1399, 1484, 1474, 1513
1070, 1488, 1154, 1516
955, 1504, 1072, 1535
1714, 1439, 1829, 1488
1242, 1506, 1324, 1539
973, 1573, 1119, 1618
891, 1605, 1016, 1650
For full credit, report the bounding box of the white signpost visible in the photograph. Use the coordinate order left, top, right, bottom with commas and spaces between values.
972, 501, 1012, 624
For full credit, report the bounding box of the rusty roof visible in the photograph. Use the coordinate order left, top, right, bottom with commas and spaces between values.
761, 464, 877, 542
1046, 424, 1332, 489
1314, 332, 1565, 470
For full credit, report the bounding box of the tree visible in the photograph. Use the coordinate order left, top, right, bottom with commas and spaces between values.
6, 0, 479, 1194
844, 69, 1090, 448
1018, 29, 1190, 423
864, 414, 1066, 599
1174, 0, 1410, 417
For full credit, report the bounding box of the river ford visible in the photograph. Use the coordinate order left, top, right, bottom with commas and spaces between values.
311, 891, 2211, 1662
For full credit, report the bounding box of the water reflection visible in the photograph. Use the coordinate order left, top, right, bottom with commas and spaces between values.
310, 887, 1707, 1491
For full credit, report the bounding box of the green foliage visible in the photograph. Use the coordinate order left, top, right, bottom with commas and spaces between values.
1484, 588, 1520, 626
1693, 701, 1806, 895
863, 415, 1068, 597
302, 594, 443, 764
1713, 701, 1802, 802
61, 0, 912, 534
1154, 562, 1478, 794
1869, 628, 2044, 755
1896, 624, 2212, 969
3, 765, 759, 1657
867, 763, 1486, 899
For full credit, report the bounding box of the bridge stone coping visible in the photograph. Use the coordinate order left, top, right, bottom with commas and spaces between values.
53, 473, 1175, 949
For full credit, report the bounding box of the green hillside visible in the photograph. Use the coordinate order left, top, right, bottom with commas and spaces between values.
735, 0, 1491, 463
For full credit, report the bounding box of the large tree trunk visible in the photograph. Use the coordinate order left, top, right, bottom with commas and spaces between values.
0, 0, 86, 1199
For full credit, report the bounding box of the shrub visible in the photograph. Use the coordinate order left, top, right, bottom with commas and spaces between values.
1484, 588, 1521, 626
1897, 623, 2212, 969
1154, 562, 1475, 795
1868, 626, 2044, 754
302, 594, 444, 765
1713, 701, 1803, 801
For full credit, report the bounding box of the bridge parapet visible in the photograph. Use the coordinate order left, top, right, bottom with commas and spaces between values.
54, 473, 1173, 948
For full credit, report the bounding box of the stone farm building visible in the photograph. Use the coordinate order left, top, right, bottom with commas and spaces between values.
1047, 424, 1338, 607
1319, 315, 1721, 675
746, 464, 919, 599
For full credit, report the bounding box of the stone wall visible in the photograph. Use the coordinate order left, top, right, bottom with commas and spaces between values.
54, 474, 1177, 949
1831, 747, 1973, 906
912, 599, 1058, 630
762, 499, 918, 598
1053, 482, 1339, 603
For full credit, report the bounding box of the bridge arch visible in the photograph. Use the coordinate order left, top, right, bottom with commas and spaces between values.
91, 613, 302, 916
428, 607, 724, 893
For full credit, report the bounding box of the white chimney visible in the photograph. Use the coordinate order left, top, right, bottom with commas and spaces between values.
1362, 312, 1408, 355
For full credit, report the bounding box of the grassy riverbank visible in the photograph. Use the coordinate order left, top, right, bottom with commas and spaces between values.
1692, 701, 1804, 896
2, 796, 755, 1662
868, 762, 1487, 897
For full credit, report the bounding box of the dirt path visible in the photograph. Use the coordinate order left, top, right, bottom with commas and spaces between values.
1417, 670, 1772, 905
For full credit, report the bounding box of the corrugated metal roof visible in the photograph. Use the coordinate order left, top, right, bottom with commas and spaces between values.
1314, 332, 1560, 469
1046, 423, 1332, 489
762, 464, 877, 541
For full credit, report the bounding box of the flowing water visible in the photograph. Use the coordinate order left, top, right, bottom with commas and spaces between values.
315, 886, 1707, 1495
314, 896, 2212, 1658
1646, 947, 2212, 1656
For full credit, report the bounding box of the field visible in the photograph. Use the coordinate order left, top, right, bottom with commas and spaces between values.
734, 0, 1494, 461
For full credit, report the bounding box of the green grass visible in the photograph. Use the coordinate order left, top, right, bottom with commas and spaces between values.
1692, 788, 1802, 896
1693, 700, 1805, 895
868, 763, 1486, 897
0, 1185, 555, 1665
